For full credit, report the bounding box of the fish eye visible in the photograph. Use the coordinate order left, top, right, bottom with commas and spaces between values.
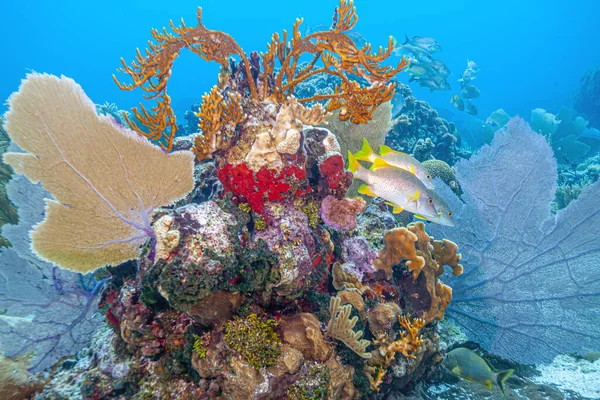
428, 198, 433, 204
426, 174, 431, 180
448, 211, 453, 216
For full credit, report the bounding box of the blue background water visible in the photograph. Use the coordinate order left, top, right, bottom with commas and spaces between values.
3, 0, 600, 132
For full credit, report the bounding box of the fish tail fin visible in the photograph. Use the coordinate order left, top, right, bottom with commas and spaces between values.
354, 138, 376, 162
496, 369, 514, 395
403, 33, 409, 45
347, 151, 361, 174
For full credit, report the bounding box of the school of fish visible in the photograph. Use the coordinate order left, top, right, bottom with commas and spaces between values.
451, 59, 481, 115
348, 138, 455, 226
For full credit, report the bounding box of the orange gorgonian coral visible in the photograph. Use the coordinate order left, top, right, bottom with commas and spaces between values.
114, 0, 407, 152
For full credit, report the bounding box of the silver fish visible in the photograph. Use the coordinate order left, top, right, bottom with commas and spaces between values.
347, 153, 438, 218
402, 34, 442, 53
451, 95, 465, 112
461, 84, 481, 99
465, 101, 478, 116
352, 138, 435, 190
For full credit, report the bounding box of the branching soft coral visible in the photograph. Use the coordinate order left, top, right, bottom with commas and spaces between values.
192, 85, 245, 160
114, 0, 407, 152
365, 315, 425, 392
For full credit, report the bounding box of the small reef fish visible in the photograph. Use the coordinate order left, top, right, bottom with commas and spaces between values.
347, 152, 438, 219
417, 191, 455, 226
392, 39, 435, 64
461, 84, 481, 99
451, 95, 465, 111
416, 75, 451, 92
465, 101, 478, 116
393, 36, 451, 93
428, 59, 451, 77
353, 138, 435, 189
458, 69, 476, 84
401, 34, 442, 53
466, 59, 480, 73
444, 348, 514, 395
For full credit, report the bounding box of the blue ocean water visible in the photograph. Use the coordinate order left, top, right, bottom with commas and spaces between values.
3, 0, 600, 126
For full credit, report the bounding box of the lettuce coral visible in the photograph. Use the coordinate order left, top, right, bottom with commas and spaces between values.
428, 117, 600, 364
3, 73, 195, 272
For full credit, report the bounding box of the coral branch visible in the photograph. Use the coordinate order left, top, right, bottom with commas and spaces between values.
114, 7, 256, 151
326, 296, 372, 359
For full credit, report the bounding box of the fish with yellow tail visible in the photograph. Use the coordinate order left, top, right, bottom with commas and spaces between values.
444, 348, 514, 395
347, 152, 438, 219
353, 138, 435, 189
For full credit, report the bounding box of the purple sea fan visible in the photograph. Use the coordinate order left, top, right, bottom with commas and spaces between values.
0, 175, 104, 372
427, 117, 600, 364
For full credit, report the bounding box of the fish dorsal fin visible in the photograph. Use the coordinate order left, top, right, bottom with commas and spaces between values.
379, 145, 403, 156
369, 157, 394, 171
354, 138, 376, 162
358, 184, 377, 197
385, 202, 404, 214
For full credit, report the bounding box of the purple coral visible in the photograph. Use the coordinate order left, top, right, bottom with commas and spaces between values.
341, 236, 376, 281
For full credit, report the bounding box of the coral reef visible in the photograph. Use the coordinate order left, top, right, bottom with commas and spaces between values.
0, 1, 497, 398
386, 83, 468, 165
320, 195, 366, 230
0, 118, 18, 247
223, 314, 281, 369
0, 352, 44, 400
422, 159, 462, 195
427, 117, 600, 364
574, 65, 600, 128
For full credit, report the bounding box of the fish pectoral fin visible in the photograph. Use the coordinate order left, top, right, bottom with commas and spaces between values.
408, 189, 420, 203
358, 184, 377, 197
451, 366, 462, 376
484, 380, 493, 390
369, 157, 394, 171
414, 214, 430, 221
385, 202, 404, 214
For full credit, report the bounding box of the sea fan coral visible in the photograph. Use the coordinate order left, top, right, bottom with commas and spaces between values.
3, 73, 194, 272
428, 117, 600, 364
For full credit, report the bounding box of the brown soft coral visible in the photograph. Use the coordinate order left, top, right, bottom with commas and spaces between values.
372, 227, 425, 279
192, 85, 245, 160
114, 0, 406, 152
113, 8, 255, 151
365, 315, 425, 392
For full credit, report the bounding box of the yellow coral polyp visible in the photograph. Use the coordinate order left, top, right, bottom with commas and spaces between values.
224, 314, 281, 370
